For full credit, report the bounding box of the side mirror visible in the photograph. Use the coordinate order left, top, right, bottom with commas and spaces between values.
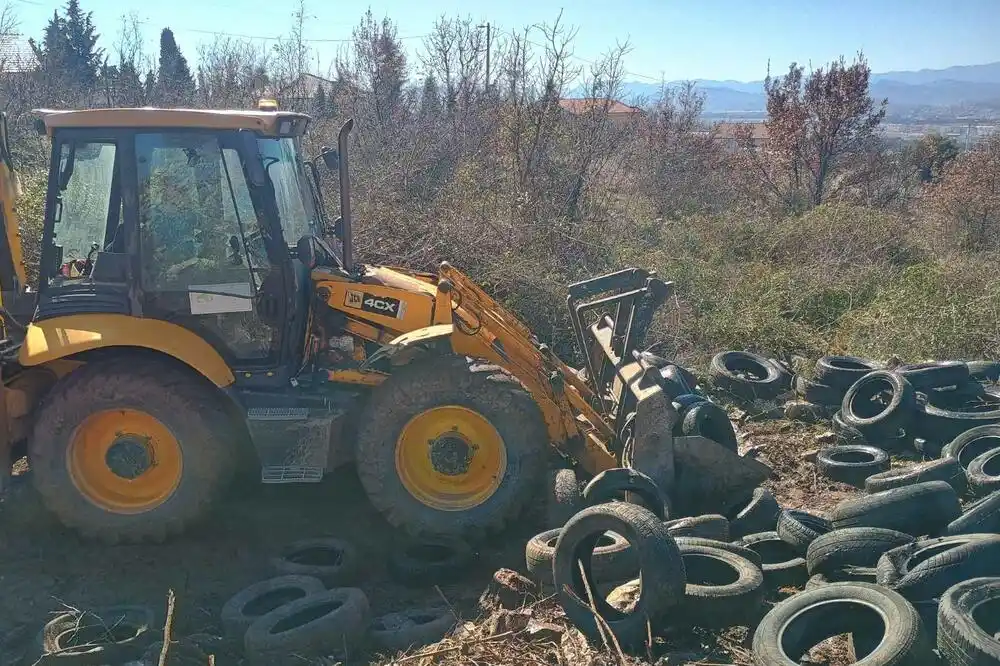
296, 235, 317, 269
319, 147, 339, 171
332, 217, 343, 239
238, 129, 267, 187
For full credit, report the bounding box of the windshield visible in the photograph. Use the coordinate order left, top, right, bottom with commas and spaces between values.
256, 137, 319, 244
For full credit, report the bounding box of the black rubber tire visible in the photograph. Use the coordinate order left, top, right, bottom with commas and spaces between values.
937, 577, 1000, 665
966, 448, 1000, 497
887, 537, 1000, 602
876, 534, 999, 586
709, 351, 787, 401
751, 582, 934, 666
806, 527, 915, 576
966, 361, 1000, 382
899, 361, 972, 391
386, 537, 474, 586
918, 401, 1000, 445
33, 605, 157, 665
665, 514, 730, 541
638, 352, 699, 391
368, 606, 455, 653
525, 527, 636, 585
221, 575, 325, 640
945, 490, 1000, 535
775, 509, 832, 554
673, 536, 763, 567
582, 467, 668, 519
28, 354, 235, 544
804, 567, 878, 591
914, 437, 945, 459
816, 445, 890, 488
677, 544, 765, 629
672, 393, 708, 414
831, 409, 867, 444
927, 382, 989, 410
270, 538, 360, 586
864, 457, 967, 496
681, 402, 739, 452
794, 375, 845, 407
840, 370, 916, 438
354, 356, 548, 539
739, 531, 808, 589
244, 588, 369, 664
814, 355, 881, 391
873, 428, 915, 454
553, 502, 686, 647
943, 424, 1000, 470
727, 487, 782, 540
830, 480, 961, 536
546, 467, 582, 528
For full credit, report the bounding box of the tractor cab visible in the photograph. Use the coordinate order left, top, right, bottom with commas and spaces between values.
19, 105, 352, 389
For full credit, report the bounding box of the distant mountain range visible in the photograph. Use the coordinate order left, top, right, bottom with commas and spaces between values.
604, 61, 1000, 118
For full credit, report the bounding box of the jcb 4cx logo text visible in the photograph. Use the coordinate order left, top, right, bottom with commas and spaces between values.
345, 290, 405, 319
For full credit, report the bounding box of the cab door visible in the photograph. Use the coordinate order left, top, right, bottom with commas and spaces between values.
133, 130, 290, 374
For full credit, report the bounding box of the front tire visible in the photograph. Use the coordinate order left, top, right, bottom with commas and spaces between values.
354, 356, 548, 539
29, 353, 234, 543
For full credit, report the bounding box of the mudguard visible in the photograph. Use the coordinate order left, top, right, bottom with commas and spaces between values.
360, 323, 454, 369
18, 314, 235, 387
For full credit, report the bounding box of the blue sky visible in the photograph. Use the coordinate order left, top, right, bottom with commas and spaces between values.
9, 0, 999, 83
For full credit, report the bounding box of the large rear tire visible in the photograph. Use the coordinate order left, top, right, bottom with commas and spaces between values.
354, 356, 548, 539
29, 353, 235, 543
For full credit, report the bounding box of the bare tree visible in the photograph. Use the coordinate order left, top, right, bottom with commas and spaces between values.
103, 12, 150, 106
196, 36, 271, 109
925, 134, 1000, 249
271, 0, 311, 106
734, 53, 887, 212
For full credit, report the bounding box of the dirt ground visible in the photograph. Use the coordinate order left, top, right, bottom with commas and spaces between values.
0, 415, 907, 665
0, 464, 543, 665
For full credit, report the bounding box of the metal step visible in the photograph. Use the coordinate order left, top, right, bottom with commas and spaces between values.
246, 407, 334, 484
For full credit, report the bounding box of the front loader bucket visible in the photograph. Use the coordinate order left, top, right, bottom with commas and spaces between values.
669, 436, 772, 517
570, 273, 773, 518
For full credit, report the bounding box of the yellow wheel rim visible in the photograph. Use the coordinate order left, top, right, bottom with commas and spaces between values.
67, 409, 182, 514
395, 405, 507, 511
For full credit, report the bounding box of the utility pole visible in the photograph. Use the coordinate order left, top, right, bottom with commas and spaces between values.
478, 22, 491, 93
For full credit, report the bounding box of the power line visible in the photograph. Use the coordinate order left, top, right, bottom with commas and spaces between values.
134, 19, 428, 44
521, 35, 662, 85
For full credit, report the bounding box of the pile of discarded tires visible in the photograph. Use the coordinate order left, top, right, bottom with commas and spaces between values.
219, 536, 471, 664
527, 466, 1000, 664
794, 356, 1000, 455
623, 351, 741, 452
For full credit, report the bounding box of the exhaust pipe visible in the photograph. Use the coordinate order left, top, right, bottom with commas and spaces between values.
337, 119, 354, 272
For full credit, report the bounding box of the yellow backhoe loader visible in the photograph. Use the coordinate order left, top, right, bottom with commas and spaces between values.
0, 104, 769, 543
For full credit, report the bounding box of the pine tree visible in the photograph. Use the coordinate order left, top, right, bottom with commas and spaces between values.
63, 0, 102, 89
352, 11, 407, 126
312, 84, 328, 118
156, 28, 195, 106
29, 1, 102, 103
419, 74, 441, 118
29, 11, 70, 74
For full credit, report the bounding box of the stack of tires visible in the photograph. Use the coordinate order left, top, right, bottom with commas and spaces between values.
219, 536, 474, 664
531, 463, 1000, 664
627, 351, 742, 453
792, 357, 1000, 458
